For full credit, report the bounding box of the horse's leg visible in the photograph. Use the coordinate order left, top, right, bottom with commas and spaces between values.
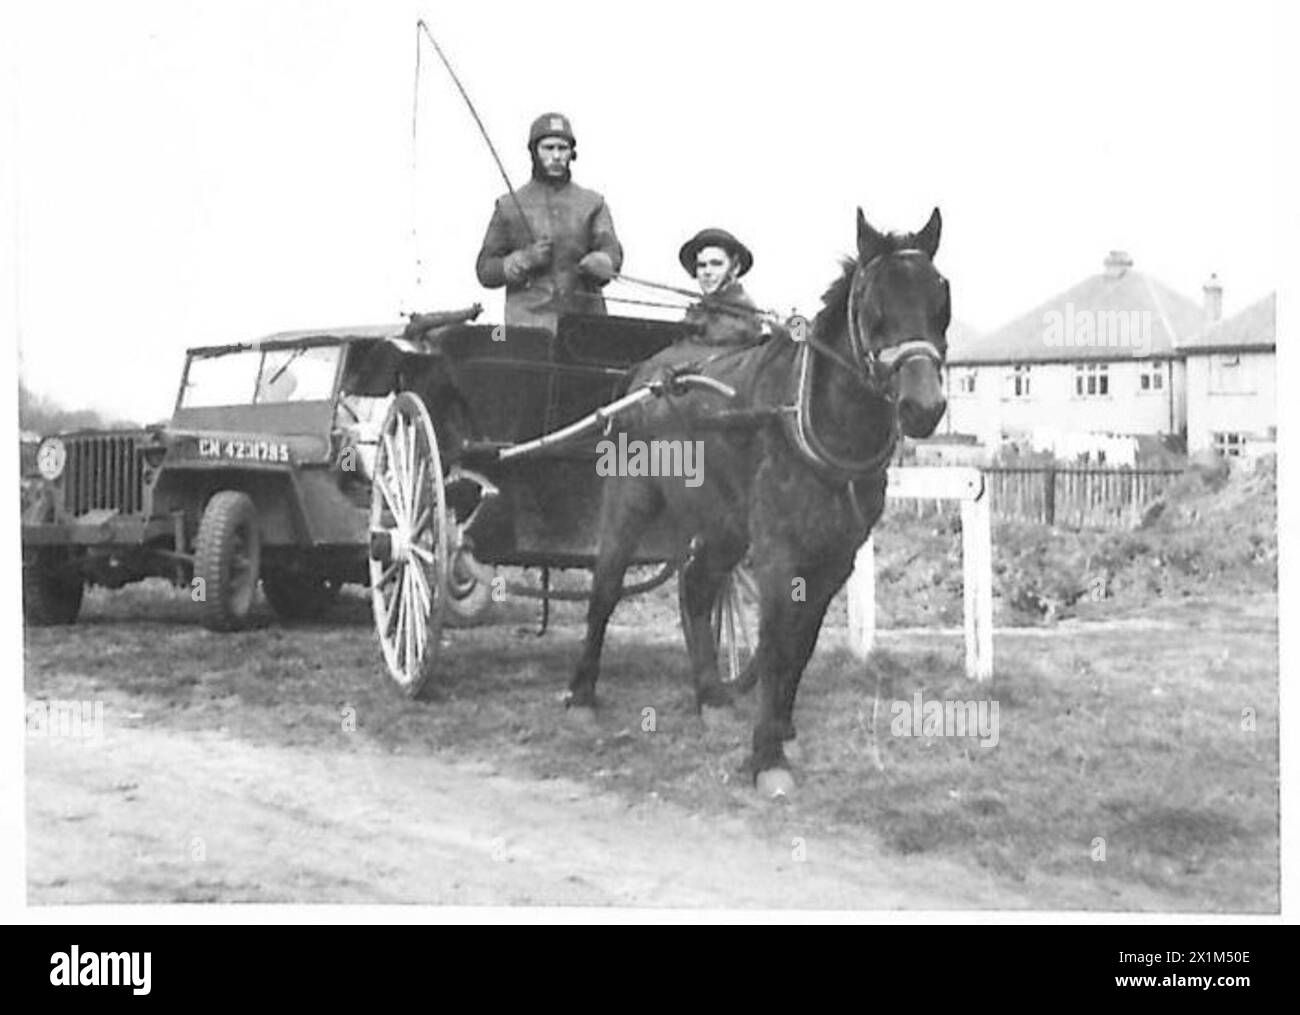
567, 478, 662, 710
770, 481, 885, 745
748, 552, 857, 793
678, 538, 745, 711
771, 554, 857, 748
745, 562, 801, 782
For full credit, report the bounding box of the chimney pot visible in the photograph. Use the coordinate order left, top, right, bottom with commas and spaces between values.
1202, 273, 1223, 324
1103, 250, 1133, 278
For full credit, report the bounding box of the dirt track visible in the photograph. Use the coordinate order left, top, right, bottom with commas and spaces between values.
24, 586, 1277, 912
30, 717, 1045, 909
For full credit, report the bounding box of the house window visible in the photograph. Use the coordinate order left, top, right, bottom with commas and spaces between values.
1209, 354, 1254, 394
953, 369, 977, 396
1005, 365, 1031, 399
1139, 363, 1165, 392
1073, 363, 1110, 397
1212, 431, 1245, 457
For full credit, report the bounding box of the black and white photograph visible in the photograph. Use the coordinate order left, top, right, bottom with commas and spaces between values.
4, 0, 1292, 924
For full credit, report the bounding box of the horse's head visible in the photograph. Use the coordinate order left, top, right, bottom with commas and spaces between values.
846, 207, 950, 437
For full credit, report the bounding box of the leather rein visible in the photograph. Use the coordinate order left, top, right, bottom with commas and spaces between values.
784, 248, 945, 482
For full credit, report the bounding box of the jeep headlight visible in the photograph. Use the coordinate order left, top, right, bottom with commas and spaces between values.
36, 437, 67, 481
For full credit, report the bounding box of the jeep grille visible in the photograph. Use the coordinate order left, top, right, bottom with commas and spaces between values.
64, 436, 146, 516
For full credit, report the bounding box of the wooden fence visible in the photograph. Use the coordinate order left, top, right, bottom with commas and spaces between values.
892, 466, 1184, 529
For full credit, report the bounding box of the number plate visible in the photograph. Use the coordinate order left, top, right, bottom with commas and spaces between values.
196, 437, 290, 464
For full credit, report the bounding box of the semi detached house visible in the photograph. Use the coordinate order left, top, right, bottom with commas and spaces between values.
940, 251, 1275, 458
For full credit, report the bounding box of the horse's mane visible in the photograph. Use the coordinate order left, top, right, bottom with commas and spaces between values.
812, 231, 919, 340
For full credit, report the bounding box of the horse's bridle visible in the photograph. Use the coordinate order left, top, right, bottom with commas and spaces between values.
843, 248, 946, 390
785, 248, 946, 489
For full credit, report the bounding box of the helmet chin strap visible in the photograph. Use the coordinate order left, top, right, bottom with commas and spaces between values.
531, 157, 572, 184
699, 273, 736, 299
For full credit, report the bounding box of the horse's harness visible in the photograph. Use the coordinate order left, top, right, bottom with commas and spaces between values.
660, 248, 944, 525
786, 249, 944, 486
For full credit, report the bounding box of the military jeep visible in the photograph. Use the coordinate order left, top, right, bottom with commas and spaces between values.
20, 308, 493, 630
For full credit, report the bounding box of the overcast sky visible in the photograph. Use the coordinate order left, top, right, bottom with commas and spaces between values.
8, 0, 1281, 422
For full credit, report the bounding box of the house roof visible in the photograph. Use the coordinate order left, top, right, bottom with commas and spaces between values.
947, 252, 1203, 365
1178, 291, 1276, 353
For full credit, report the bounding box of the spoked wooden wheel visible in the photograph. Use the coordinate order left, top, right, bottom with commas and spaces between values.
681, 561, 761, 685
715, 562, 761, 684
368, 392, 449, 698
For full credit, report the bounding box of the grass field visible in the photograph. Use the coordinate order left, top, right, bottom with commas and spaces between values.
24, 579, 1279, 912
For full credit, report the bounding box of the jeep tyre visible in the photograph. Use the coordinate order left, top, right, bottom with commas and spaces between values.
195, 490, 262, 632
262, 572, 342, 621
22, 549, 84, 625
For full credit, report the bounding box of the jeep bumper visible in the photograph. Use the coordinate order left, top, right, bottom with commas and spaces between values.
22, 517, 176, 548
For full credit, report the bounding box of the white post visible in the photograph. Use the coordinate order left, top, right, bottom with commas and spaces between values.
960, 486, 994, 682
845, 467, 994, 681
846, 537, 876, 661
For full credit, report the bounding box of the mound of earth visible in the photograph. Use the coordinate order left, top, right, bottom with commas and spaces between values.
872, 455, 1276, 626
437, 457, 1276, 632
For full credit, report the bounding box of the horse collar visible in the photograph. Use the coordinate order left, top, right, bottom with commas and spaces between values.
782, 341, 898, 482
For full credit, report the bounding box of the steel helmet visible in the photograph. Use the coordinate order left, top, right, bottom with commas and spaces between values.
678, 227, 754, 278
528, 112, 576, 150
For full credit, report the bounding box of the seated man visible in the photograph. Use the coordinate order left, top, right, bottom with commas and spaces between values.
677, 227, 765, 347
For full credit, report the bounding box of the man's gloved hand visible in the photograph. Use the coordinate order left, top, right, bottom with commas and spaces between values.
578, 251, 615, 283
522, 238, 552, 269
503, 251, 530, 284
503, 239, 552, 284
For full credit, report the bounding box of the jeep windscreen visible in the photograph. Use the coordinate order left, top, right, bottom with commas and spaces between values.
180, 346, 343, 408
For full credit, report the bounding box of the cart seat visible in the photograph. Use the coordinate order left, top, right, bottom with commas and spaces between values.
435, 314, 685, 444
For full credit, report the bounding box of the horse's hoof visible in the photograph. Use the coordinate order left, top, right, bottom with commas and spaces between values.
756, 768, 795, 800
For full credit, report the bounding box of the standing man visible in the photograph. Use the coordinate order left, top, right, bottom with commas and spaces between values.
677, 227, 765, 347
475, 112, 623, 331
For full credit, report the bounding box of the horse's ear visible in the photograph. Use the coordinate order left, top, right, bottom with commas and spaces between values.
856, 207, 885, 262
916, 207, 942, 259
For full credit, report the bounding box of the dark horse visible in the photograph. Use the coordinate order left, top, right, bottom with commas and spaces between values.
568, 208, 950, 795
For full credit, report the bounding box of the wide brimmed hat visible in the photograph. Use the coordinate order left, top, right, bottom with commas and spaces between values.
678, 227, 753, 278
